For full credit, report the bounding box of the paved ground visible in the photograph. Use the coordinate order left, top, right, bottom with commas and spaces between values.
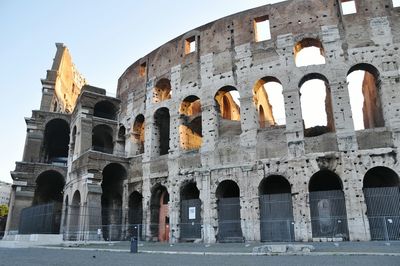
58, 240, 400, 255
0, 248, 399, 266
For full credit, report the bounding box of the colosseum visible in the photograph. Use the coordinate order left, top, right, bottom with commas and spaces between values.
5, 0, 400, 243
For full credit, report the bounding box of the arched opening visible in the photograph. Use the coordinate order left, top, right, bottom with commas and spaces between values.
153, 78, 171, 103
253, 77, 286, 128
70, 126, 77, 157
309, 170, 349, 240
69, 190, 81, 240
93, 100, 117, 120
216, 180, 242, 242
259, 175, 294, 241
101, 163, 126, 241
128, 191, 143, 240
180, 182, 201, 240
42, 119, 70, 164
154, 108, 170, 156
116, 125, 126, 155
215, 86, 240, 121
363, 167, 400, 240
23, 170, 65, 234
132, 115, 145, 154
150, 184, 169, 242
294, 38, 326, 67
92, 124, 113, 154
347, 64, 384, 130
33, 170, 65, 205
299, 74, 335, 137
179, 96, 202, 151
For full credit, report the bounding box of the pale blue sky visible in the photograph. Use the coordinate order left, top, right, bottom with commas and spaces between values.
0, 0, 284, 183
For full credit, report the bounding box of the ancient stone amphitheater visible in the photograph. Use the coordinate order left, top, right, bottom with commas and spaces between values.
6, 0, 400, 243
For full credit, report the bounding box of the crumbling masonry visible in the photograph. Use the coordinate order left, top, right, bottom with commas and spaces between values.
6, 0, 400, 243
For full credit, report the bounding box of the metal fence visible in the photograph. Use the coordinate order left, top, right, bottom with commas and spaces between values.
19, 203, 62, 234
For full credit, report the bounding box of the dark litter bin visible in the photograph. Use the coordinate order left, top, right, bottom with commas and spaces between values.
130, 237, 138, 253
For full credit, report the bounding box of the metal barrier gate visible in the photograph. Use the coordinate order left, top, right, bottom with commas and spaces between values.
180, 199, 201, 240
364, 186, 400, 240
260, 193, 294, 241
19, 202, 62, 234
309, 190, 349, 240
217, 197, 242, 242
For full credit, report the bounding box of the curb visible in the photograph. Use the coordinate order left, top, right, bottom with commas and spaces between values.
31, 246, 400, 257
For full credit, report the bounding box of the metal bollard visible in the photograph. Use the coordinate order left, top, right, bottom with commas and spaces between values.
130, 237, 138, 253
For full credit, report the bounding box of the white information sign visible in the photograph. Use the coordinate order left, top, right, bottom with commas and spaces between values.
188, 207, 196, 220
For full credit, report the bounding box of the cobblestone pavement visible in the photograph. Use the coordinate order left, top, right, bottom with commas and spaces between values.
0, 248, 399, 266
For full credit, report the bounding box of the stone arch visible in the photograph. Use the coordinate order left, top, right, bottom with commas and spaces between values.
294, 38, 326, 67
33, 170, 65, 205
215, 86, 241, 121
128, 191, 143, 239
42, 118, 70, 164
308, 170, 349, 240
253, 77, 285, 127
154, 107, 170, 156
153, 78, 171, 103
347, 63, 384, 130
93, 100, 117, 120
101, 163, 127, 240
150, 184, 169, 242
215, 180, 242, 242
179, 95, 202, 150
258, 175, 294, 241
363, 167, 400, 240
69, 190, 81, 240
180, 181, 202, 240
92, 124, 113, 154
299, 73, 335, 137
132, 114, 145, 154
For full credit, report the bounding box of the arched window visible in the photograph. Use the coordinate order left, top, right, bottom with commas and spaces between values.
43, 119, 70, 164
179, 96, 202, 150
347, 64, 384, 130
299, 73, 334, 137
92, 125, 113, 154
215, 86, 240, 121
294, 38, 326, 67
154, 108, 170, 156
253, 77, 285, 127
132, 115, 145, 154
153, 78, 171, 103
93, 100, 117, 120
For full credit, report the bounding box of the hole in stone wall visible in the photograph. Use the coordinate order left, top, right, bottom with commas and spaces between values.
132, 114, 145, 154
215, 86, 241, 121
294, 38, 326, 67
253, 77, 286, 128
185, 36, 196, 54
254, 15, 271, 42
341, 0, 357, 15
154, 108, 170, 156
153, 78, 171, 103
299, 73, 335, 137
347, 63, 384, 130
179, 95, 202, 150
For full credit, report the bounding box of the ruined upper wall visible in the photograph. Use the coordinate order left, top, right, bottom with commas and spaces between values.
117, 0, 400, 103
40, 43, 86, 113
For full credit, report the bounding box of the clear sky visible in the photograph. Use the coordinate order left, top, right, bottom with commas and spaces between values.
0, 0, 285, 183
